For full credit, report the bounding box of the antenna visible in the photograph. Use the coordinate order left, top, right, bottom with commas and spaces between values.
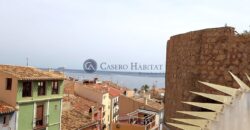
26, 57, 29, 66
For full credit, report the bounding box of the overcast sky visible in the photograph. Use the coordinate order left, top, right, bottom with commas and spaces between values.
0, 0, 249, 71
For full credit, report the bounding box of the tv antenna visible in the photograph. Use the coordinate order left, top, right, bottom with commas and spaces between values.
26, 57, 29, 66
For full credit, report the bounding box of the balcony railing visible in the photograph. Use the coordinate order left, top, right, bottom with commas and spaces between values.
114, 102, 118, 107
146, 120, 156, 130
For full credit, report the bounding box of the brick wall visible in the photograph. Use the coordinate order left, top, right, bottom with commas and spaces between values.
164, 27, 250, 130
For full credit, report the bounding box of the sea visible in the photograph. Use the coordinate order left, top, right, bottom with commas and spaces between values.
64, 71, 165, 89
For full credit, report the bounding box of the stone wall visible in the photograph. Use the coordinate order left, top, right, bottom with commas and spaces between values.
164, 27, 250, 130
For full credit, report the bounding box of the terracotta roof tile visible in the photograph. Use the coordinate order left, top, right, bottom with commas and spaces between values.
132, 97, 164, 111
83, 83, 124, 98
62, 83, 102, 130
0, 65, 65, 80
0, 101, 15, 114
108, 87, 123, 97
63, 94, 102, 112
61, 110, 98, 130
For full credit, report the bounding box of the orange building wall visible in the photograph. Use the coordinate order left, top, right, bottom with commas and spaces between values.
0, 72, 18, 106
119, 95, 158, 116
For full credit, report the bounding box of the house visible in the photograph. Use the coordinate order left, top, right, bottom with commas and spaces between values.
119, 95, 164, 130
74, 83, 111, 130
62, 80, 103, 130
108, 87, 120, 123
150, 87, 165, 100
0, 101, 16, 130
112, 109, 159, 130
0, 65, 65, 130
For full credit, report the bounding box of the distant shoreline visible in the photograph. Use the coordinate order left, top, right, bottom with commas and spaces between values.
41, 68, 165, 77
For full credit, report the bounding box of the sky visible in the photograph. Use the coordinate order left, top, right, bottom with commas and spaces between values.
0, 0, 250, 72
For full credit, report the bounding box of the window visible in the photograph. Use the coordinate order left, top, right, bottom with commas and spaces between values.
22, 81, 32, 97
38, 81, 46, 96
6, 78, 12, 90
36, 104, 45, 127
52, 81, 59, 94
3, 115, 9, 125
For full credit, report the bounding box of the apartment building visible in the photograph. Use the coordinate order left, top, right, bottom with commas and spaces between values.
107, 87, 122, 123
0, 65, 65, 130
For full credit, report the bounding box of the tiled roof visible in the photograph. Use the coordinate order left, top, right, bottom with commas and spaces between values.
108, 87, 123, 97
63, 80, 75, 94
61, 110, 98, 130
62, 82, 102, 130
83, 83, 123, 97
86, 84, 109, 93
132, 97, 164, 111
0, 101, 15, 114
0, 65, 65, 80
63, 94, 102, 112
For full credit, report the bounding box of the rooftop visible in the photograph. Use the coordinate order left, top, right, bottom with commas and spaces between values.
118, 109, 157, 129
125, 95, 164, 111
82, 82, 124, 98
62, 83, 102, 130
63, 94, 102, 112
0, 101, 15, 114
0, 65, 65, 80
62, 110, 98, 130
108, 87, 123, 97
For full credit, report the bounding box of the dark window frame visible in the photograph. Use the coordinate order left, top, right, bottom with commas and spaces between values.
38, 81, 46, 96
6, 78, 12, 90
22, 81, 32, 97
3, 115, 9, 125
51, 81, 59, 94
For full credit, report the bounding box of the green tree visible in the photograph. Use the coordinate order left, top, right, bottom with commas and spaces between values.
133, 88, 138, 93
141, 84, 150, 92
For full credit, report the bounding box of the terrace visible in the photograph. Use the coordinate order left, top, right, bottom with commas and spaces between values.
118, 109, 158, 130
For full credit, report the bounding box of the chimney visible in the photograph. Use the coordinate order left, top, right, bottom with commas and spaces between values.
94, 78, 98, 84
90, 106, 95, 121
144, 97, 148, 105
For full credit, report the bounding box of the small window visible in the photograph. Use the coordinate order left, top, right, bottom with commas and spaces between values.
6, 78, 12, 90
22, 81, 32, 97
38, 81, 46, 96
3, 115, 9, 125
52, 81, 59, 94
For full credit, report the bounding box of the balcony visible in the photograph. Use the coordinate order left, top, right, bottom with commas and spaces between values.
118, 109, 157, 130
114, 102, 118, 107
